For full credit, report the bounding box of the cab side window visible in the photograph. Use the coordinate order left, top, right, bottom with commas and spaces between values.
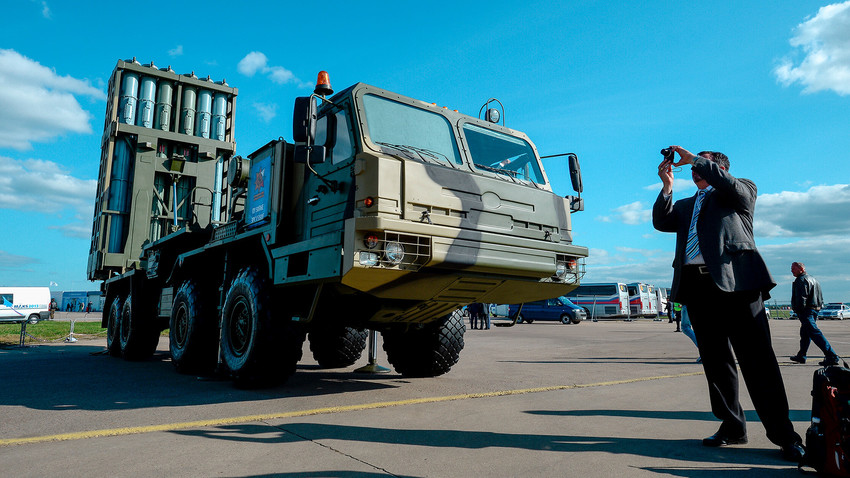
315, 107, 355, 166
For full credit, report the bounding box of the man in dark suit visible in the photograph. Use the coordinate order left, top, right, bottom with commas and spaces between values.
653, 145, 804, 462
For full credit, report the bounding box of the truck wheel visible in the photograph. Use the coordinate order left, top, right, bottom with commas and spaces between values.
381, 309, 465, 378
27, 314, 39, 325
119, 294, 160, 360
308, 327, 368, 368
106, 296, 123, 357
220, 268, 305, 387
170, 281, 218, 374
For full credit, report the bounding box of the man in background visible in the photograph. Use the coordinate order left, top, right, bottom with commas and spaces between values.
790, 262, 839, 366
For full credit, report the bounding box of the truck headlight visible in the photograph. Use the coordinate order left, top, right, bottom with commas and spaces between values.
554, 261, 568, 280
384, 242, 405, 265
359, 251, 380, 266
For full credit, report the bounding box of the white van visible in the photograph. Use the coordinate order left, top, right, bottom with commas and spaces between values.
565, 282, 631, 320
0, 287, 51, 324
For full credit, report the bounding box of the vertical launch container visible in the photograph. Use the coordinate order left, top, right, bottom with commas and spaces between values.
88, 59, 238, 280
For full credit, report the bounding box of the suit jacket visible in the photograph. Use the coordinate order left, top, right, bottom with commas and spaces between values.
652, 157, 775, 304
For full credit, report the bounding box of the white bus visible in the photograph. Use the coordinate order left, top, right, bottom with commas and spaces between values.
626, 282, 655, 318
646, 284, 659, 318
0, 287, 51, 324
654, 286, 668, 317
564, 283, 630, 320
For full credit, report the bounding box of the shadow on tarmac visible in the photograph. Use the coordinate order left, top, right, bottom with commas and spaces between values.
171, 422, 803, 476
528, 408, 812, 423
0, 344, 402, 412
230, 474, 419, 478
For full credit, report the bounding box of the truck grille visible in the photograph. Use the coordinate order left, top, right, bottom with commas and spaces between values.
358, 231, 431, 271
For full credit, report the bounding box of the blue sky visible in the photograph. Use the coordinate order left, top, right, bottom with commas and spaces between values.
1, 1, 848, 303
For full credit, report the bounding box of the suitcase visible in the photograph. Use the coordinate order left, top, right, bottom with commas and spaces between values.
803, 365, 850, 476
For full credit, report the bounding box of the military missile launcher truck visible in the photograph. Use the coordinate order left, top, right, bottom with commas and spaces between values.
88, 58, 588, 386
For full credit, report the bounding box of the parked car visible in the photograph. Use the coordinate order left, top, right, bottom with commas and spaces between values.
821, 303, 850, 320
509, 297, 586, 324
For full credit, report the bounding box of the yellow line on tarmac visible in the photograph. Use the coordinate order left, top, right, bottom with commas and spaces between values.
0, 371, 704, 447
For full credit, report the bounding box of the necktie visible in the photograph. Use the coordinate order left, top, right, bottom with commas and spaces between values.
685, 189, 707, 261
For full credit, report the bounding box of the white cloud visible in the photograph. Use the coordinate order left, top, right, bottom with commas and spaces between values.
237, 51, 269, 76
583, 246, 673, 286
0, 156, 96, 218
755, 184, 850, 237
0, 250, 39, 269
775, 1, 850, 95
252, 102, 278, 123
48, 223, 92, 239
759, 235, 850, 302
236, 51, 311, 88
267, 66, 295, 84
587, 183, 850, 301
0, 49, 104, 150
596, 201, 650, 225
168, 45, 183, 57
644, 177, 696, 193
40, 1, 51, 19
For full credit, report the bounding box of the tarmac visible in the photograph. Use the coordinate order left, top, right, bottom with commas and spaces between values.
0, 316, 844, 477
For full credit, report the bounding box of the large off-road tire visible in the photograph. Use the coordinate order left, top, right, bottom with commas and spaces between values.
220, 268, 305, 387
105, 296, 123, 357
170, 280, 218, 374
381, 309, 465, 378
308, 327, 368, 368
118, 293, 160, 361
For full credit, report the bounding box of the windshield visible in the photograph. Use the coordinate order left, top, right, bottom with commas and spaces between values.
462, 123, 545, 185
362, 94, 462, 166
559, 297, 577, 307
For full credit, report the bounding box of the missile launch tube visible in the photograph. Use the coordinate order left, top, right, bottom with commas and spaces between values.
212, 93, 227, 141
154, 81, 173, 131
172, 180, 179, 228
196, 89, 212, 138
118, 72, 139, 125
107, 137, 134, 253
136, 76, 156, 128
213, 155, 223, 222
180, 87, 197, 135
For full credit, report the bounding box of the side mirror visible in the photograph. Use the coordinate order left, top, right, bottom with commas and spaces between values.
292, 96, 317, 143
294, 145, 327, 164
568, 153, 583, 193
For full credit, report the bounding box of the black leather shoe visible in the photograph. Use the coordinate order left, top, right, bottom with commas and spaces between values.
819, 357, 840, 366
781, 441, 805, 462
702, 431, 748, 447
